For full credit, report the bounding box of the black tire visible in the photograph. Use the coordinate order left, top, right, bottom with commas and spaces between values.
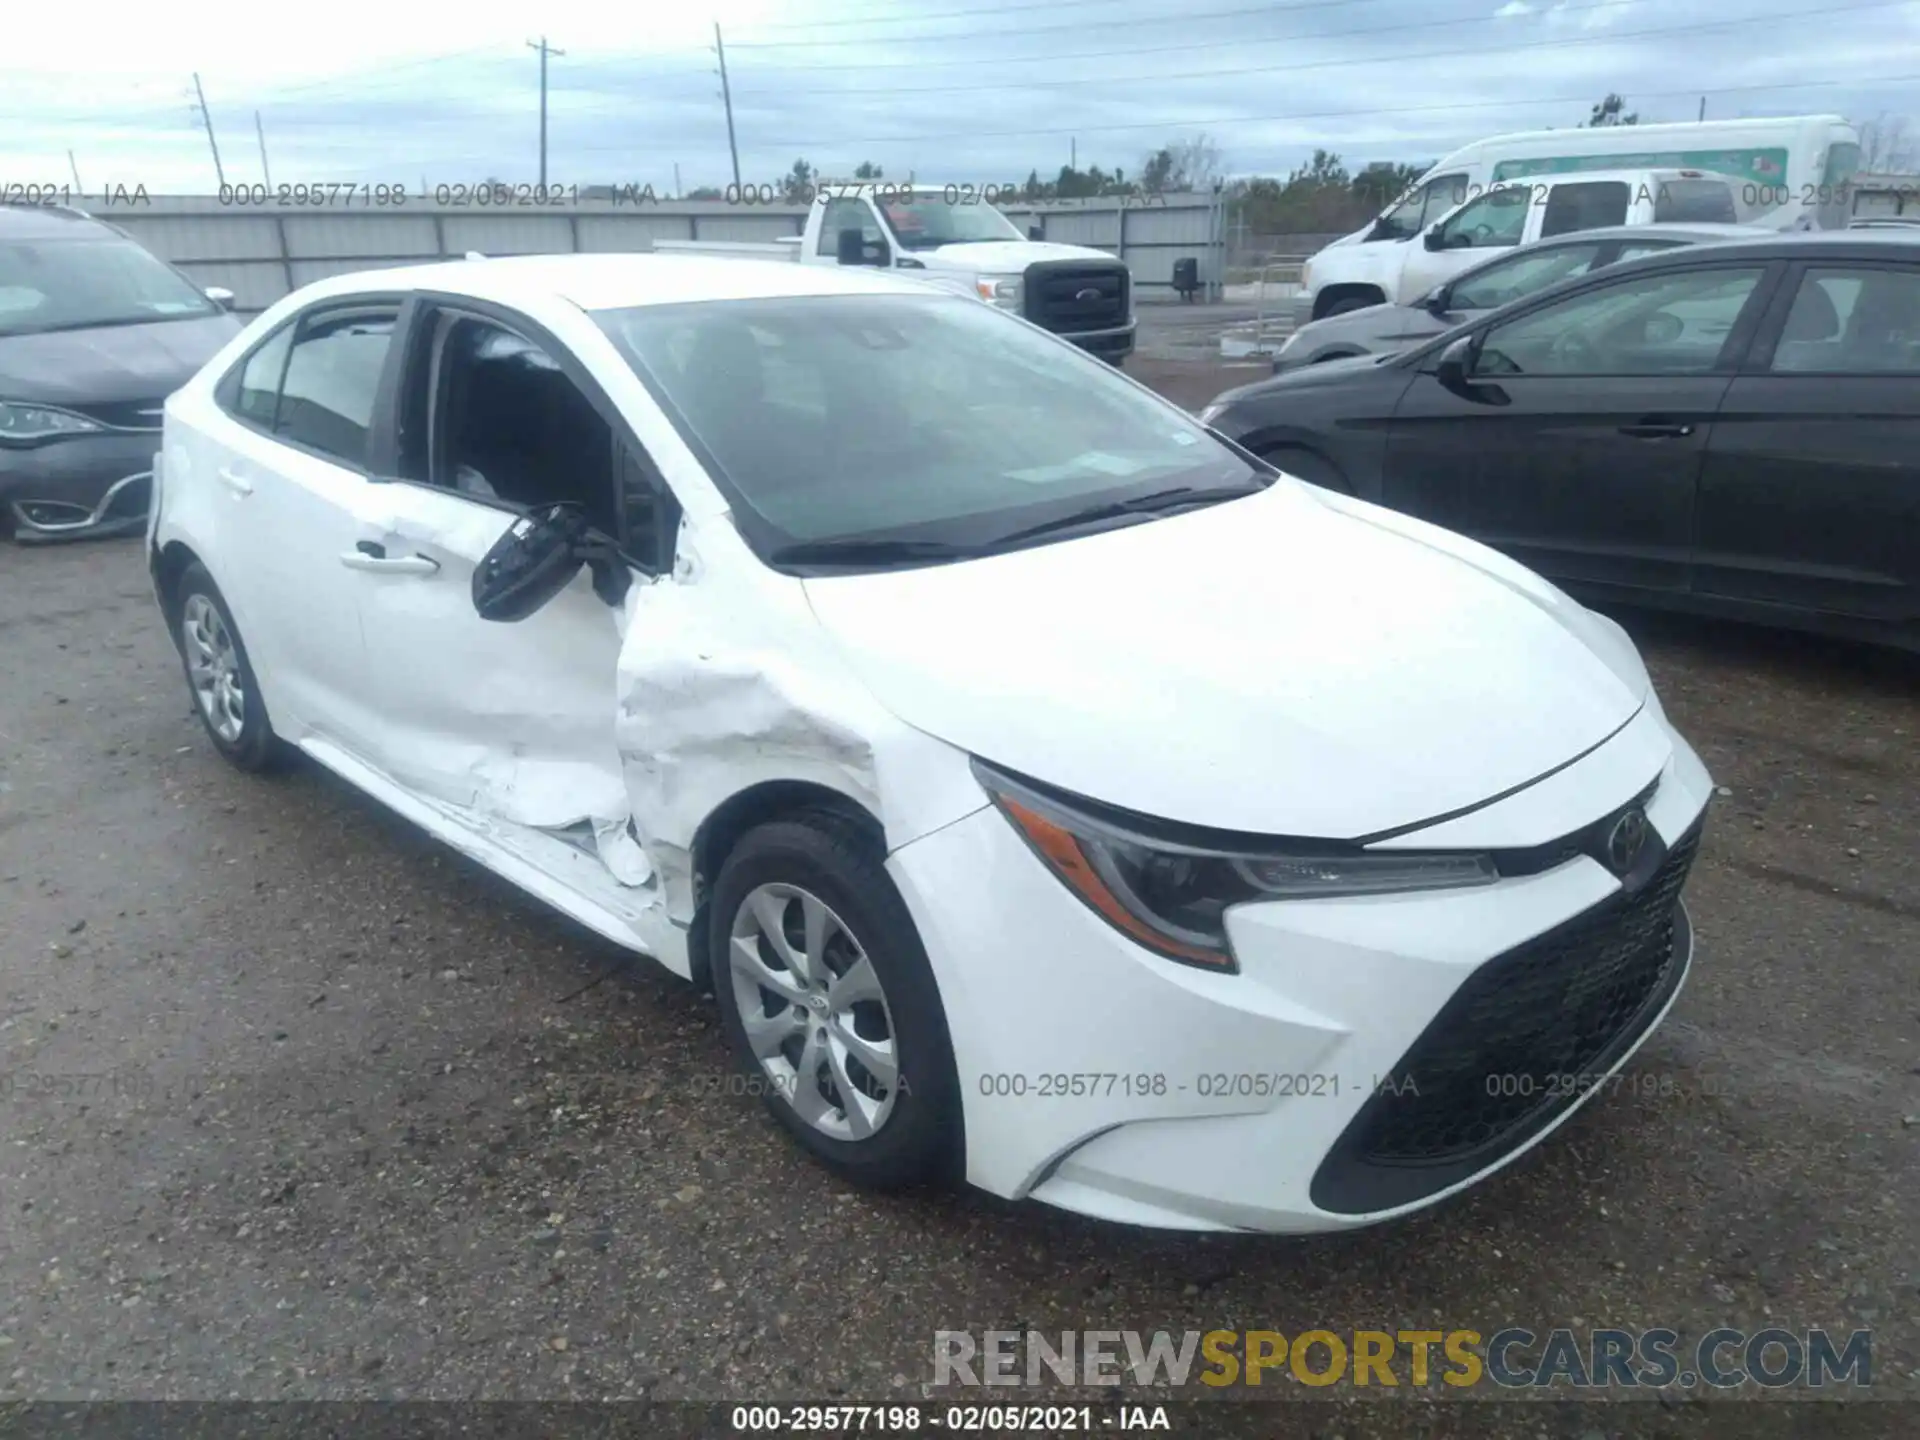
1320, 295, 1380, 319
1260, 446, 1353, 495
708, 814, 962, 1190
173, 561, 281, 773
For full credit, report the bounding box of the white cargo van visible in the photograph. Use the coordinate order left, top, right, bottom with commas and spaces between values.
1298, 114, 1859, 322
655, 183, 1137, 364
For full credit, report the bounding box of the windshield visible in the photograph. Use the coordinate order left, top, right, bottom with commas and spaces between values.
596, 293, 1261, 567
0, 235, 218, 336
878, 198, 1025, 251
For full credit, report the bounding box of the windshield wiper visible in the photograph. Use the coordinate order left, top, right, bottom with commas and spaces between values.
985, 485, 1257, 550
767, 537, 987, 569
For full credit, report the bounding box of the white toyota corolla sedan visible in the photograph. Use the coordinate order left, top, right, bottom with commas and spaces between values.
149, 253, 1712, 1233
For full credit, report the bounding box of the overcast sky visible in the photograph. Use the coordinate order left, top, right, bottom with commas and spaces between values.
3, 0, 1916, 193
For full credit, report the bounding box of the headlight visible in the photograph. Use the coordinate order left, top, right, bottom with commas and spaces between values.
974, 275, 1022, 309
974, 761, 1498, 972
0, 401, 104, 443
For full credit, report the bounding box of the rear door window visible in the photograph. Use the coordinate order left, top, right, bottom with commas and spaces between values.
1539, 182, 1630, 239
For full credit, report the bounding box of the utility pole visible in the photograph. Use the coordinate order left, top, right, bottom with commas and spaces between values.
673, 162, 682, 198
67, 150, 83, 194
1070, 137, 1077, 171
255, 111, 273, 189
527, 36, 565, 189
1698, 96, 1707, 121
714, 23, 741, 190
191, 73, 226, 189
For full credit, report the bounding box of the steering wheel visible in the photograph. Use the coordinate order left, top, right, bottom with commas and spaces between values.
1548, 328, 1601, 370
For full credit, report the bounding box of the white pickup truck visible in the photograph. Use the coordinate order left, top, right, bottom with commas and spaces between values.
1298, 168, 1741, 320
655, 183, 1137, 365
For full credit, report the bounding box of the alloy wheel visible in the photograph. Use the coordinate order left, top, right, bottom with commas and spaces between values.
181, 594, 246, 744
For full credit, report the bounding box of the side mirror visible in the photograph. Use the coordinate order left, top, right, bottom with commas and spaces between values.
1435, 334, 1479, 394
837, 228, 889, 267
1424, 285, 1452, 315
1028, 224, 1044, 240
204, 286, 236, 310
472, 504, 590, 623
1422, 228, 1446, 252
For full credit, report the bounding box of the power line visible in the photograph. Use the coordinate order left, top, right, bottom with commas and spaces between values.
723, 0, 1716, 78
732, 0, 1912, 97
565, 71, 1911, 150
732, 0, 1377, 36
725, 0, 1373, 50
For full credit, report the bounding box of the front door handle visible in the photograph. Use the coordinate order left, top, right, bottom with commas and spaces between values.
1618, 419, 1695, 439
216, 466, 254, 496
340, 541, 439, 576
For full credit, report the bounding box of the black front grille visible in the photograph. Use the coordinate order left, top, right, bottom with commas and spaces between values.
71, 399, 166, 431
1023, 260, 1129, 335
1310, 820, 1702, 1216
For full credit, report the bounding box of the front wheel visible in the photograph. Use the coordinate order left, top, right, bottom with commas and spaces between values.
709, 815, 961, 1190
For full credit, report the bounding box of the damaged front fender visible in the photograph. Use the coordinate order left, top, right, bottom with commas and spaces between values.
612, 522, 991, 946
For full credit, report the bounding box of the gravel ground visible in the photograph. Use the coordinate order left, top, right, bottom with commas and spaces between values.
0, 358, 1915, 1436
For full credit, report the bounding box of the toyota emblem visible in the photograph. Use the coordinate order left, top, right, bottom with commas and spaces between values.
1075, 286, 1101, 302
1605, 808, 1650, 875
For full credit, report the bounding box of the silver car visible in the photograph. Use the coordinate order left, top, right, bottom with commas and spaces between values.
1270, 223, 1774, 373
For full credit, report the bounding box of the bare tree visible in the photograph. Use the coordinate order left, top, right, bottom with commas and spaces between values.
1168, 133, 1224, 191
1858, 112, 1917, 173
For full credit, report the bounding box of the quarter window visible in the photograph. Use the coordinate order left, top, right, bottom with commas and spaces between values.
231, 323, 295, 428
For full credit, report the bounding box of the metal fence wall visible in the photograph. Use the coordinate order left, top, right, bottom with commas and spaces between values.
105, 195, 1224, 314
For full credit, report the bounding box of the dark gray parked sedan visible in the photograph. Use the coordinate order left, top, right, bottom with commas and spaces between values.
1270, 223, 1772, 372
1, 204, 242, 542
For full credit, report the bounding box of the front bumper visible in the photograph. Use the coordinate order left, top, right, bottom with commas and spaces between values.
1061, 321, 1136, 362
1, 433, 160, 543
885, 698, 1713, 1233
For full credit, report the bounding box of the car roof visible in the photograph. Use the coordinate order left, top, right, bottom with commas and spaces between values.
1530, 222, 1777, 245
284, 251, 938, 314
0, 203, 125, 241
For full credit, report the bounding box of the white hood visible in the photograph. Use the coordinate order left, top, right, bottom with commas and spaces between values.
919, 240, 1123, 272
801, 482, 1646, 839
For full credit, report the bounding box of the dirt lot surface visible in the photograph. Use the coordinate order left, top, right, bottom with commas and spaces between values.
0, 355, 1914, 1436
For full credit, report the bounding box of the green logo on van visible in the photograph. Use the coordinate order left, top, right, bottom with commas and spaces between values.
1490, 148, 1790, 188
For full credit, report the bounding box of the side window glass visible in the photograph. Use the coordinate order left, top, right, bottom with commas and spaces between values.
1418, 173, 1469, 230
817, 199, 878, 258
276, 311, 396, 467
1771, 266, 1920, 374
229, 323, 295, 428
1433, 187, 1529, 250
431, 318, 618, 535
1450, 244, 1604, 311
1538, 181, 1629, 239
1475, 266, 1765, 377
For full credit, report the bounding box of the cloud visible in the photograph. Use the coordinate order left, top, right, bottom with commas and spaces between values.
0, 0, 1910, 190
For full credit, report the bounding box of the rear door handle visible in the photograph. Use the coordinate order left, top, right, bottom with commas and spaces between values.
216, 466, 254, 496
340, 540, 439, 576
1618, 420, 1695, 439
